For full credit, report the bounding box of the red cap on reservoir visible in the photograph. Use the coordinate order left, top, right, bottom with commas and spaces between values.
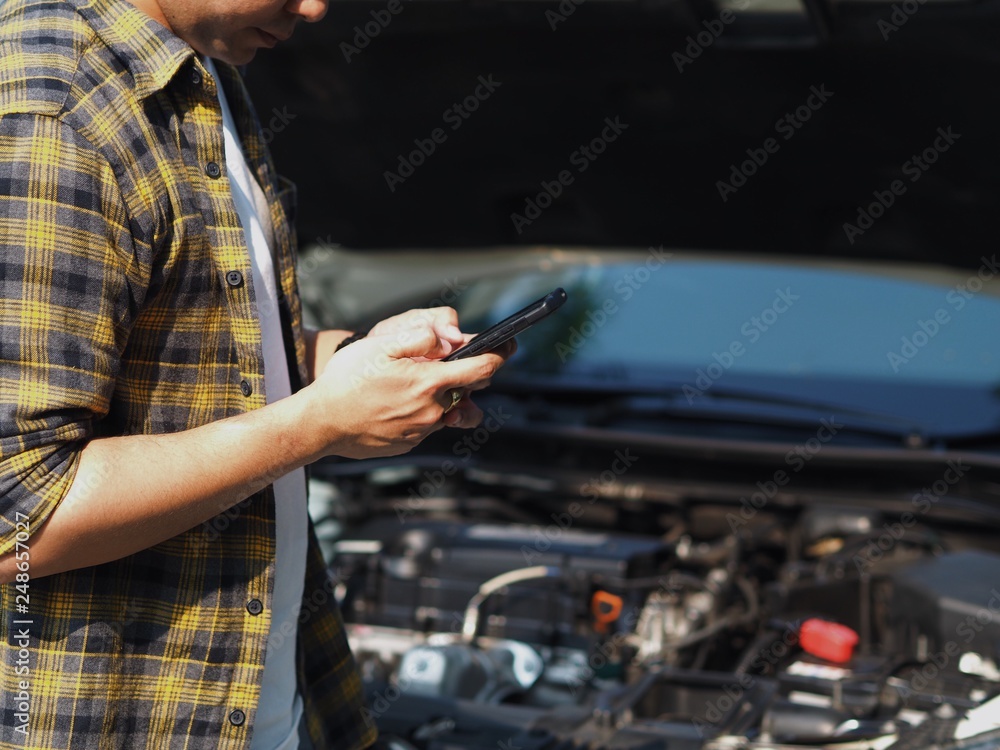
799, 618, 859, 664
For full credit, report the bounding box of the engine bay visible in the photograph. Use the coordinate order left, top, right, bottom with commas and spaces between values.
319, 445, 1000, 750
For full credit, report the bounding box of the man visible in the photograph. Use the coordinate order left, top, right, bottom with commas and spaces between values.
0, 0, 511, 747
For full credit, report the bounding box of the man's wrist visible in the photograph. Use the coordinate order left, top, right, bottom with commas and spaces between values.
335, 330, 367, 351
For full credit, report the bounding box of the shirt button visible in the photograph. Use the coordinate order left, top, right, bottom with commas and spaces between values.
206, 162, 222, 179
246, 599, 263, 616
229, 709, 246, 726
225, 270, 244, 287
191, 69, 202, 86
239, 380, 252, 397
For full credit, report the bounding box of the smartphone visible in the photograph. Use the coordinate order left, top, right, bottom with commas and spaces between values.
443, 288, 568, 361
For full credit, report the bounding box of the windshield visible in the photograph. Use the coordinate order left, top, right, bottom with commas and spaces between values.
451, 255, 1000, 439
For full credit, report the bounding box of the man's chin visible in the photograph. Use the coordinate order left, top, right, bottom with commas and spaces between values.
209, 46, 258, 66
233, 49, 259, 65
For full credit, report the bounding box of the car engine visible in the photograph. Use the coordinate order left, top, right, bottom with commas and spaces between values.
320, 455, 1000, 750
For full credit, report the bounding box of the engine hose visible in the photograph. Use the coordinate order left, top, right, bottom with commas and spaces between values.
734, 629, 784, 675
461, 565, 562, 643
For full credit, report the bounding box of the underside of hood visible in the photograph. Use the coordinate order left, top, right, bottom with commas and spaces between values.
245, 0, 1000, 270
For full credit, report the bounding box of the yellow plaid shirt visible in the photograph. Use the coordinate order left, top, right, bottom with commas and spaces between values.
0, 0, 376, 747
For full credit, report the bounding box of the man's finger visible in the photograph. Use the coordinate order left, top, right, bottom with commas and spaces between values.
375, 323, 446, 360
442, 399, 482, 429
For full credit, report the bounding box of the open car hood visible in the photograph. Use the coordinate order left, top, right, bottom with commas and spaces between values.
245, 0, 1000, 270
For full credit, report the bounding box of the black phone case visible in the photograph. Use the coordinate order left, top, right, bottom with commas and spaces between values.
443, 288, 568, 361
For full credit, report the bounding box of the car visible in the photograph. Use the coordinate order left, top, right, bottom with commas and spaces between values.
244, 0, 1000, 747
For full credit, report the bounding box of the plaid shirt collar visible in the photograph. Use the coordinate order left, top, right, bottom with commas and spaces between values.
66, 0, 194, 100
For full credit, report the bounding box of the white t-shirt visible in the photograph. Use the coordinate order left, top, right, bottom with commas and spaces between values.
205, 57, 307, 750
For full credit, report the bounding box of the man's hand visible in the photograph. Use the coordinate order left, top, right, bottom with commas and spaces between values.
305, 313, 514, 459
304, 308, 469, 383
367, 307, 467, 358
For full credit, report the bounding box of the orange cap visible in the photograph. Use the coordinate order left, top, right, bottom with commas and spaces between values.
591, 591, 624, 635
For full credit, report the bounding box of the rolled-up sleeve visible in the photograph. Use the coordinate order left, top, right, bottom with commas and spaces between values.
0, 112, 136, 554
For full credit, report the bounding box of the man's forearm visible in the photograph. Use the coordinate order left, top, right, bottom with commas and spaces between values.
1, 315, 511, 583
0, 387, 327, 583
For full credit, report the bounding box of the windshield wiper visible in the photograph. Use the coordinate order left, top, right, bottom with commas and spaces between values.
491, 377, 933, 448
602, 393, 929, 448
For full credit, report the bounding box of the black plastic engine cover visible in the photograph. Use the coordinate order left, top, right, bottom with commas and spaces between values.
887, 550, 1000, 662
333, 519, 673, 648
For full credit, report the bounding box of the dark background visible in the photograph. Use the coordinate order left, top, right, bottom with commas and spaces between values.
244, 0, 1000, 269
